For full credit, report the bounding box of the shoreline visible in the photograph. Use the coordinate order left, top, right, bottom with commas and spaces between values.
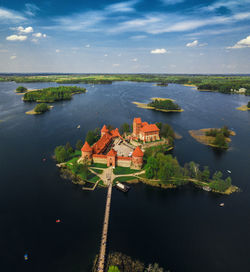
25, 105, 53, 115
236, 105, 250, 111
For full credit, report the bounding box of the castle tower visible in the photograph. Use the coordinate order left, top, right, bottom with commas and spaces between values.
132, 146, 144, 169
133, 117, 142, 137
107, 149, 117, 167
101, 125, 109, 137
81, 141, 93, 162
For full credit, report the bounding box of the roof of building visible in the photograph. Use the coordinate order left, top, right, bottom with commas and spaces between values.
101, 124, 109, 133
140, 124, 160, 133
93, 133, 112, 154
134, 117, 142, 124
107, 149, 117, 157
81, 141, 93, 152
132, 146, 144, 157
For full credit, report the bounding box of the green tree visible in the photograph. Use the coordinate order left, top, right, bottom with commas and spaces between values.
247, 101, 250, 108
54, 146, 68, 163
213, 133, 228, 148
86, 131, 95, 145
34, 103, 49, 113
16, 86, 27, 93
120, 123, 131, 135
65, 142, 74, 154
145, 156, 159, 179
201, 166, 210, 181
75, 139, 83, 150
145, 263, 164, 272
108, 266, 120, 272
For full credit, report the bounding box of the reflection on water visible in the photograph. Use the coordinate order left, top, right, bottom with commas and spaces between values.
0, 81, 250, 272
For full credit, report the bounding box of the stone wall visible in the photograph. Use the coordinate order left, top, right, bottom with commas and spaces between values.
117, 159, 131, 167
93, 157, 107, 164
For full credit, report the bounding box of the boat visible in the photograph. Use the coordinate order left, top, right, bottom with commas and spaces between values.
219, 203, 225, 207
77, 125, 80, 129
227, 170, 231, 173
24, 254, 28, 261
115, 181, 130, 192
56, 219, 61, 223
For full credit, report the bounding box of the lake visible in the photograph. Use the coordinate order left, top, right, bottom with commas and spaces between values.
0, 81, 249, 272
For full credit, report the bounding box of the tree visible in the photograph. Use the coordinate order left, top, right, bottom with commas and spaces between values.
145, 156, 159, 179
120, 123, 131, 135
34, 103, 49, 113
201, 166, 210, 181
75, 139, 83, 150
65, 142, 74, 154
189, 161, 200, 178
213, 133, 228, 149
108, 266, 120, 272
86, 131, 95, 145
54, 146, 68, 163
145, 263, 164, 272
247, 101, 250, 108
16, 86, 27, 93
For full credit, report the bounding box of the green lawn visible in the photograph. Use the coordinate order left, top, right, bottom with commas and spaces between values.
113, 166, 140, 175
91, 168, 103, 174
113, 176, 138, 183
91, 163, 108, 168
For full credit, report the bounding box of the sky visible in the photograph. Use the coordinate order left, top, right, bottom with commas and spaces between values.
0, 0, 250, 73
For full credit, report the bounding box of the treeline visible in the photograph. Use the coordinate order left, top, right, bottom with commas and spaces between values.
148, 99, 181, 110
54, 140, 83, 163
34, 103, 50, 113
248, 101, 250, 108
23, 86, 86, 102
55, 79, 112, 84
144, 152, 232, 192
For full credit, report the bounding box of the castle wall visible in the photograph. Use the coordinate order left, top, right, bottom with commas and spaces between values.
117, 158, 131, 167
93, 155, 107, 165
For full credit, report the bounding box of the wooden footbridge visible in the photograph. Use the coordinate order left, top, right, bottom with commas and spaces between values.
97, 182, 112, 271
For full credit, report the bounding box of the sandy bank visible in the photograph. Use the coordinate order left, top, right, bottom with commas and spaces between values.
25, 105, 53, 115
236, 105, 250, 111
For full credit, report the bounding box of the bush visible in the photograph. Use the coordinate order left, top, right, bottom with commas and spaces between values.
148, 99, 181, 110
54, 146, 69, 163
76, 139, 83, 150
212, 133, 228, 148
34, 103, 49, 113
248, 101, 250, 108
16, 86, 27, 93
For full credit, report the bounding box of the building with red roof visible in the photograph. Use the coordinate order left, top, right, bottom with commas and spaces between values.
133, 117, 160, 142
81, 123, 144, 169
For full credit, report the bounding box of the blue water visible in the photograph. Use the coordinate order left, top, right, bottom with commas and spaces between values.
0, 81, 249, 271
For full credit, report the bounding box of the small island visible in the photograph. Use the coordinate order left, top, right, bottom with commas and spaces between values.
189, 126, 235, 149
15, 86, 27, 93
26, 103, 53, 115
23, 86, 86, 102
133, 98, 183, 112
54, 118, 238, 195
236, 101, 250, 111
156, 82, 168, 86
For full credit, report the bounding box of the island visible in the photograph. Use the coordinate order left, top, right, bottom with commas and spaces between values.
236, 101, 250, 111
133, 98, 183, 112
26, 103, 53, 115
55, 118, 238, 195
15, 86, 27, 93
189, 126, 236, 149
23, 86, 86, 102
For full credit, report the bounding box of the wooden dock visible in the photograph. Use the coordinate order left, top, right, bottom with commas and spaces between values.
97, 183, 112, 271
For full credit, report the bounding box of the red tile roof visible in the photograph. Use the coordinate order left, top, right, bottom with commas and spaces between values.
101, 124, 109, 133
140, 124, 159, 133
134, 117, 142, 124
107, 149, 117, 157
81, 141, 92, 152
132, 146, 144, 157
93, 133, 112, 154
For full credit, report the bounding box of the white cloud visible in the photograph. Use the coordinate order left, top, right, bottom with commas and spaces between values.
151, 48, 167, 54
186, 40, 198, 47
85, 44, 91, 48
17, 26, 33, 34
0, 49, 9, 53
227, 35, 250, 49
6, 35, 27, 41
113, 63, 120, 67
33, 32, 42, 38
10, 55, 16, 60
0, 7, 26, 22
104, 54, 108, 57
43, 34, 47, 38
130, 35, 147, 40
106, 0, 138, 13
131, 58, 138, 62
25, 3, 40, 16
55, 49, 60, 53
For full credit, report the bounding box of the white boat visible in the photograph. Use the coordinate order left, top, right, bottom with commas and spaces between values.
219, 203, 225, 207
227, 170, 231, 173
77, 125, 80, 129
115, 181, 130, 192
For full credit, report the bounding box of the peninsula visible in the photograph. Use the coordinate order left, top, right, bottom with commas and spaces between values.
236, 101, 250, 111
